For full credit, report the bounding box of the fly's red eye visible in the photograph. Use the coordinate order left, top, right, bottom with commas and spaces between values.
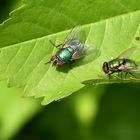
102, 62, 109, 74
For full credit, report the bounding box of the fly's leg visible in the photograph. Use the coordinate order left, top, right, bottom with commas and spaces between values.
120, 72, 123, 80
119, 71, 125, 83
108, 71, 114, 80
49, 40, 63, 49
128, 72, 137, 79
125, 72, 128, 78
117, 72, 122, 79
118, 72, 120, 77
45, 41, 63, 65
116, 72, 120, 79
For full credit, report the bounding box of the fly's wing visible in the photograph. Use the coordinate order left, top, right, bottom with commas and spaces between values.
71, 44, 86, 60
64, 26, 99, 61
63, 26, 86, 46
118, 46, 137, 58
118, 64, 137, 72
72, 44, 97, 60
64, 26, 80, 41
50, 26, 82, 49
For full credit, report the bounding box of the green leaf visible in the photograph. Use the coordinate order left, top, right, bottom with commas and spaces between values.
1, 11, 140, 105
1, 0, 140, 48
1, 0, 140, 105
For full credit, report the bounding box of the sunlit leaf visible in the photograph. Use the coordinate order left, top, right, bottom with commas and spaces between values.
0, 0, 140, 105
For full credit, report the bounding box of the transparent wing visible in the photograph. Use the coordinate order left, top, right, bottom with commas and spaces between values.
85, 44, 97, 55
63, 26, 86, 45
118, 46, 137, 58
71, 45, 85, 60
118, 65, 137, 72
132, 69, 140, 74
72, 44, 97, 60
65, 26, 80, 41
50, 26, 81, 49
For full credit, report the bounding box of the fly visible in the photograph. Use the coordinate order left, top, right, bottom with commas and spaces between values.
102, 46, 138, 79
46, 26, 94, 68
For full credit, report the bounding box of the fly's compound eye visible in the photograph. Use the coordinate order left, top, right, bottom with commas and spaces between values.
102, 62, 109, 74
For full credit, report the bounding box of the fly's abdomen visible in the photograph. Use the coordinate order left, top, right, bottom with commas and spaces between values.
123, 59, 137, 71
56, 47, 74, 63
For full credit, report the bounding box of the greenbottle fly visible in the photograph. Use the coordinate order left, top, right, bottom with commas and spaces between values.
82, 46, 138, 86
46, 27, 90, 67
102, 46, 138, 79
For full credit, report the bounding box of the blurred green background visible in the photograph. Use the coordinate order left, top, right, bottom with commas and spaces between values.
9, 84, 140, 140
1, 1, 140, 140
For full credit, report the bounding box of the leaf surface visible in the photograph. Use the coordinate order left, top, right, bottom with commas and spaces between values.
1, 0, 140, 105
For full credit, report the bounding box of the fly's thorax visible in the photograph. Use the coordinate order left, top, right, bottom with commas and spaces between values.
67, 47, 74, 53
108, 58, 121, 69
56, 47, 74, 63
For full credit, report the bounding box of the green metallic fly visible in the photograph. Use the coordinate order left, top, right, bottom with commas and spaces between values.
46, 26, 94, 67
82, 46, 139, 86
102, 46, 138, 79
